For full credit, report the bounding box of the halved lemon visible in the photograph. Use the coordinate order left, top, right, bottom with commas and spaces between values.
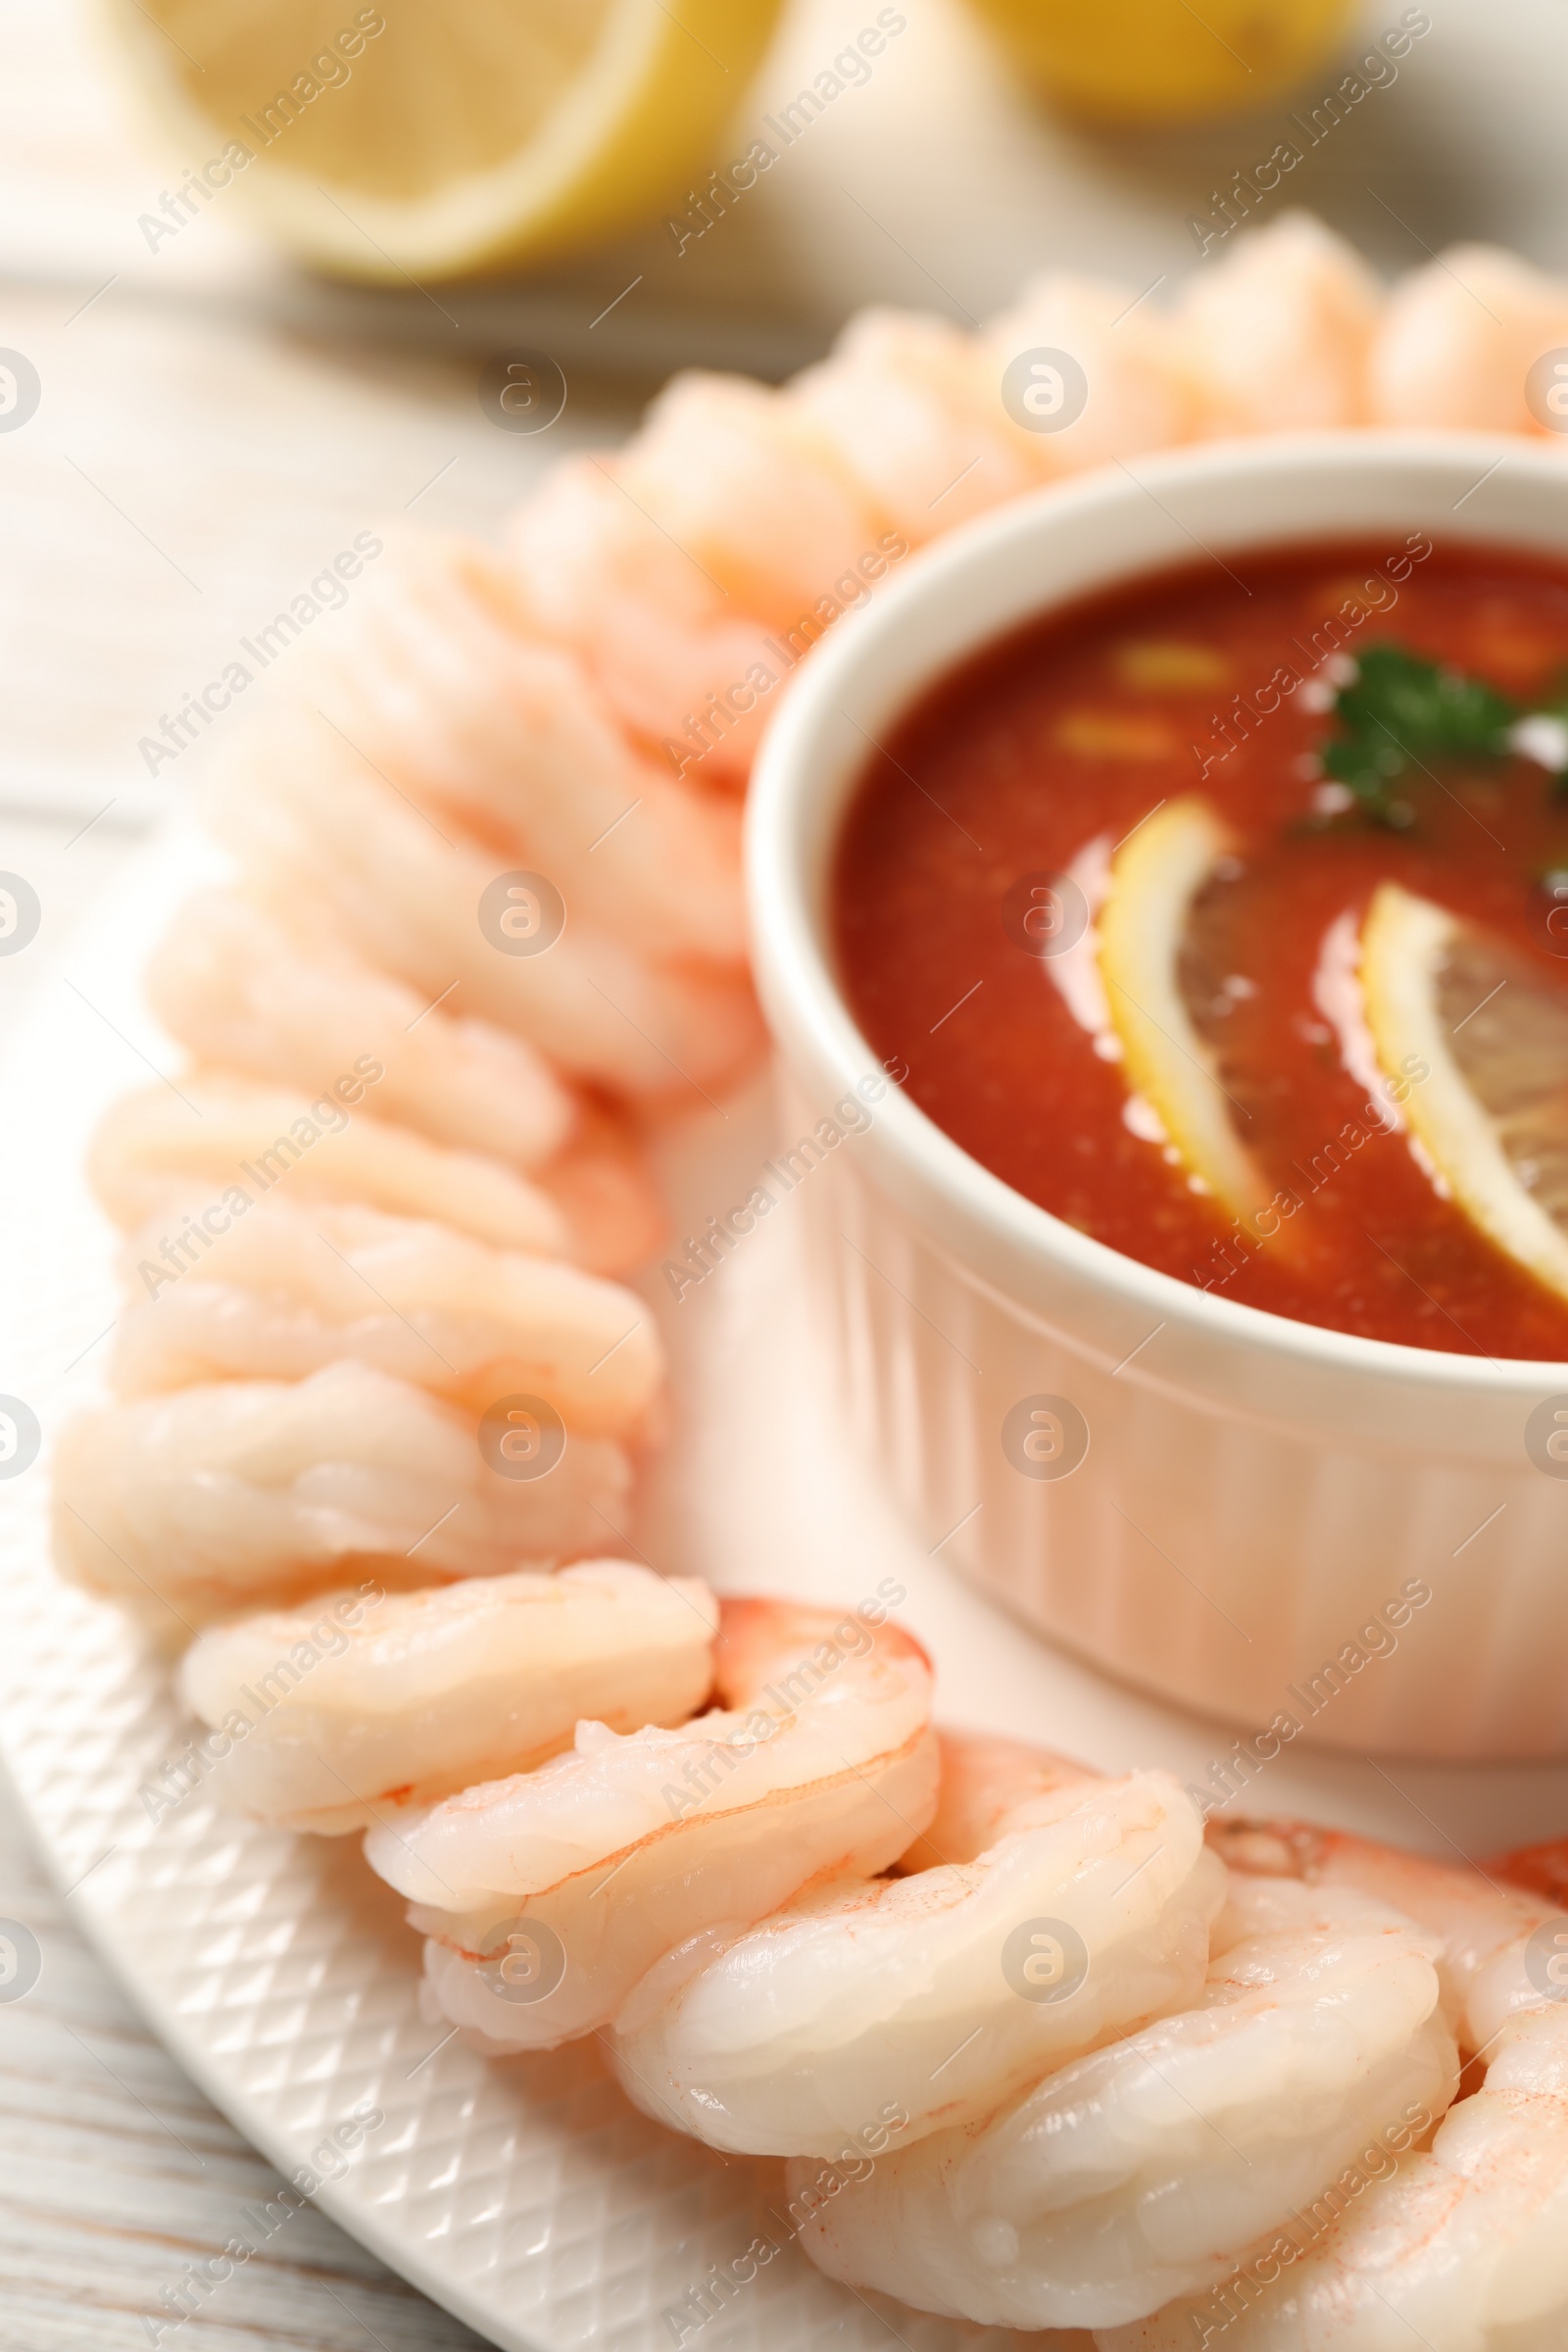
1097, 796, 1274, 1227
1361, 882, 1568, 1302
97, 0, 785, 279
959, 0, 1357, 126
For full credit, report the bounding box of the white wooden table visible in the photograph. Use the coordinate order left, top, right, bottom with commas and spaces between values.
6, 0, 1568, 2341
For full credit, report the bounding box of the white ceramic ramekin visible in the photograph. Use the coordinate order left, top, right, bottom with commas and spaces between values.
748, 431, 1568, 1763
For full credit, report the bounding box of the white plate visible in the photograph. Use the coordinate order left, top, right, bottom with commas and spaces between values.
3, 829, 1567, 2352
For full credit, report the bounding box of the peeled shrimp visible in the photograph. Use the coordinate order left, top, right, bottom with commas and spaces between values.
90, 1074, 568, 1257
53, 1360, 628, 1627
1096, 1827, 1568, 2349
215, 709, 764, 1101
611, 1737, 1221, 2156
612, 370, 885, 629
792, 309, 1046, 547
365, 1596, 937, 2048
1175, 212, 1382, 433
110, 1196, 662, 1434
1103, 2004, 1568, 2350
796, 1872, 1456, 2332
1370, 244, 1568, 432
531, 1101, 666, 1279
145, 887, 577, 1173
1494, 1834, 1568, 1907
982, 270, 1197, 475
505, 457, 779, 786
1209, 1817, 1562, 2052
894, 1729, 1102, 1873
311, 540, 748, 962
179, 1561, 717, 1833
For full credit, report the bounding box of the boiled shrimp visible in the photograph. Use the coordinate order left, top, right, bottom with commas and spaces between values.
214, 710, 764, 1101
1175, 212, 1382, 433
179, 1561, 717, 1832
893, 1729, 1102, 1873
109, 1195, 662, 1434
610, 1734, 1220, 2156
1095, 1826, 1568, 2349
982, 270, 1197, 475
1103, 2004, 1568, 2349
795, 1870, 1456, 2333
311, 540, 748, 962
612, 370, 885, 630
145, 887, 577, 1173
1209, 1817, 1563, 2051
53, 1359, 629, 1628
529, 1100, 667, 1279
792, 309, 1045, 547
364, 1596, 937, 2048
504, 457, 778, 789
1369, 244, 1568, 433
89, 1073, 568, 1258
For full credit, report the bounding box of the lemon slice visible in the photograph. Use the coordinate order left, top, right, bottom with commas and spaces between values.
98, 0, 785, 279
1361, 882, 1568, 1302
958, 0, 1357, 125
1098, 796, 1273, 1225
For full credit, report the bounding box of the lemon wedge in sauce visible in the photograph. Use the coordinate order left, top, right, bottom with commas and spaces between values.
1361, 881, 1568, 1302
1097, 796, 1274, 1228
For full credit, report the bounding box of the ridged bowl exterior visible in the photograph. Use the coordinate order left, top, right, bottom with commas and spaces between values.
751, 435, 1568, 1762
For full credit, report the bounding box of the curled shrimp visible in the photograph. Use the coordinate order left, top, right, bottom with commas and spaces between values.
1096, 1825, 1568, 2349
504, 456, 778, 789
611, 1731, 1221, 2157
214, 710, 764, 1102
363, 1595, 937, 2048
53, 1359, 630, 1630
141, 892, 664, 1276
311, 539, 748, 964
90, 1074, 569, 1258
1208, 1817, 1561, 2052
1369, 244, 1568, 433
1175, 212, 1382, 433
791, 309, 1045, 547
178, 1562, 717, 1833
145, 888, 578, 1175
893, 1729, 1102, 1873
612, 371, 884, 628
982, 270, 1197, 476
109, 1195, 662, 1434
1091, 1825, 1568, 2342
793, 1869, 1457, 2333
530, 1099, 667, 1280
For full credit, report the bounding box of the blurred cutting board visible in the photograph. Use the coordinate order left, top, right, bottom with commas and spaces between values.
5, 0, 1568, 818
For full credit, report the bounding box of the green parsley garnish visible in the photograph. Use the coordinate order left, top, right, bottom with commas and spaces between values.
1322, 644, 1520, 824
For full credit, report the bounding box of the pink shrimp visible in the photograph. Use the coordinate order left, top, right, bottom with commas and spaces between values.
145, 886, 578, 1174
1094, 1828, 1568, 2348
983, 270, 1198, 475
213, 705, 765, 1102
1104, 1942, 1568, 2349
792, 308, 1045, 547
365, 1595, 938, 2048
504, 456, 778, 787
311, 537, 748, 964
1175, 211, 1383, 433
610, 1730, 1219, 2159
1369, 244, 1568, 432
612, 370, 886, 629
1207, 1817, 1565, 2052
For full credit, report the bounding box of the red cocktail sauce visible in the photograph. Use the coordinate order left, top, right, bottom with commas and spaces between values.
832, 538, 1568, 1357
